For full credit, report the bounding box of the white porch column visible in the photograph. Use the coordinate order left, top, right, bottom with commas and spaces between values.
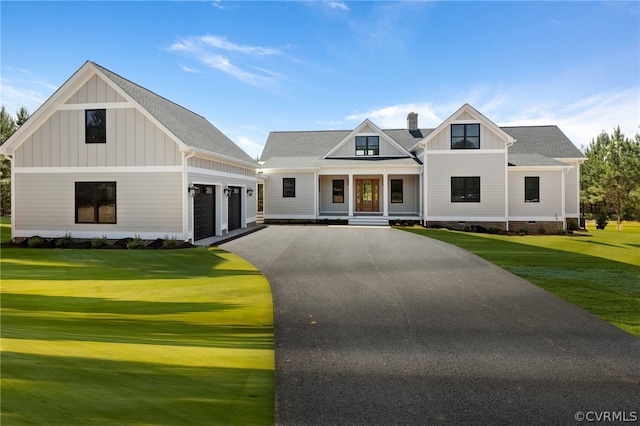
348, 173, 354, 216
382, 172, 388, 217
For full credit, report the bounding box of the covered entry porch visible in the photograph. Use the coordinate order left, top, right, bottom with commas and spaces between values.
318, 170, 421, 221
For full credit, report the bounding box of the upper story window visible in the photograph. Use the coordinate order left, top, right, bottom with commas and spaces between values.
451, 124, 480, 149
86, 109, 106, 143
355, 136, 379, 156
525, 176, 540, 202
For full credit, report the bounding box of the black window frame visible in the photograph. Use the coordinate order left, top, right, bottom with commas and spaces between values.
283, 178, 296, 198
85, 109, 107, 144
75, 182, 117, 224
451, 124, 480, 150
390, 179, 403, 203
525, 176, 540, 203
332, 179, 345, 203
451, 177, 481, 202
355, 136, 380, 156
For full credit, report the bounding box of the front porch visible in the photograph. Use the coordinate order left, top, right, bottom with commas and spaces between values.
318, 172, 421, 219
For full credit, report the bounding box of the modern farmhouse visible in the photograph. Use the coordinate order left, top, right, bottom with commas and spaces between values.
258, 104, 585, 231
0, 61, 258, 242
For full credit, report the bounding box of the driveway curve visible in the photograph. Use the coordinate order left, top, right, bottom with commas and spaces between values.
221, 226, 640, 425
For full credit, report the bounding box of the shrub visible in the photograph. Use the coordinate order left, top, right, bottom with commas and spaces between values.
488, 226, 501, 234
126, 234, 145, 249
557, 229, 567, 235
595, 210, 608, 230
162, 234, 179, 248
518, 228, 530, 236
27, 236, 45, 248
55, 232, 73, 248
537, 227, 546, 235
91, 235, 108, 249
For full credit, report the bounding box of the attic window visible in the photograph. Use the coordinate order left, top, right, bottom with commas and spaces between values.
86, 109, 106, 143
355, 136, 379, 156
451, 124, 479, 149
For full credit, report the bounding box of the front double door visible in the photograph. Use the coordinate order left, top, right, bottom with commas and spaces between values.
355, 179, 380, 212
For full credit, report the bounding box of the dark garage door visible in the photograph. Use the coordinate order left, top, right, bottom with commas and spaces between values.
194, 185, 215, 240
228, 186, 242, 231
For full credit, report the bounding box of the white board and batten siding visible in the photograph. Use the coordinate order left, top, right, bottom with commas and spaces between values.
427, 122, 507, 151
508, 170, 563, 220
13, 172, 182, 239
426, 153, 506, 219
264, 172, 316, 218
14, 109, 181, 168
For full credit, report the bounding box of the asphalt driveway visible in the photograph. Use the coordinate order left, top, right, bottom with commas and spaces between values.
221, 226, 640, 425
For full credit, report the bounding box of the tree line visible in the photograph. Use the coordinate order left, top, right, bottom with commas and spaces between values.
1, 106, 31, 215
581, 127, 640, 229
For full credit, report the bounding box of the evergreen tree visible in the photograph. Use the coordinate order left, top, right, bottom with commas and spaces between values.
1, 106, 31, 216
581, 127, 640, 229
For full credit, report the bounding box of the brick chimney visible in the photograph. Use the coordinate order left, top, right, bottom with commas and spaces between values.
407, 112, 418, 131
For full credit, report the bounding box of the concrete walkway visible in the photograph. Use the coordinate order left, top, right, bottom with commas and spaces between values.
221, 226, 640, 425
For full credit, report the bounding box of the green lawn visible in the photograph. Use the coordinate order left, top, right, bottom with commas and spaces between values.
401, 222, 640, 337
1, 216, 10, 243
1, 247, 274, 425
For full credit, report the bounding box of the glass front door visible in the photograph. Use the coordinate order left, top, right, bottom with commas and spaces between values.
355, 179, 380, 212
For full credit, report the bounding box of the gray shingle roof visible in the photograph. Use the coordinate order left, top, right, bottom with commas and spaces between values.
503, 125, 584, 158
508, 153, 567, 167
262, 124, 583, 168
92, 62, 256, 165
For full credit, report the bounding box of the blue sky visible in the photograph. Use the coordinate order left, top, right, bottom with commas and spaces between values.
1, 1, 638, 159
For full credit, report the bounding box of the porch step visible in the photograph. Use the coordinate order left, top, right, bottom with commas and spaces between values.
348, 217, 390, 226
256, 211, 264, 224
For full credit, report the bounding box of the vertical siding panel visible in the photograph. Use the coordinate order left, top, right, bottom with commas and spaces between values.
59, 110, 70, 167
32, 126, 42, 167
66, 92, 78, 104
15, 145, 24, 167
145, 117, 155, 166
76, 82, 87, 103
96, 78, 107, 103
125, 109, 136, 166
167, 137, 178, 165
69, 110, 79, 166
50, 112, 60, 167
87, 76, 97, 103
135, 110, 145, 166
77, 110, 88, 166
106, 84, 116, 102
106, 109, 117, 166
155, 127, 165, 165
115, 109, 127, 166
41, 119, 52, 167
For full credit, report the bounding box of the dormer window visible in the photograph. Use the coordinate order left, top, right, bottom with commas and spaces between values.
451, 124, 480, 149
356, 136, 379, 156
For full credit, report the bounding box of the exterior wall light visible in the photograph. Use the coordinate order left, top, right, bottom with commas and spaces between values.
223, 186, 232, 197
188, 184, 198, 198
247, 187, 254, 196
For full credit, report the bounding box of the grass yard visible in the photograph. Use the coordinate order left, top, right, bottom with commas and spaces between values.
1, 216, 10, 243
401, 222, 640, 337
1, 246, 274, 425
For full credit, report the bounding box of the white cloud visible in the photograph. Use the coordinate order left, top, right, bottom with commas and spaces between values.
345, 103, 443, 129
168, 35, 285, 87
327, 1, 350, 11
236, 136, 265, 160
0, 75, 56, 116
338, 87, 639, 149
